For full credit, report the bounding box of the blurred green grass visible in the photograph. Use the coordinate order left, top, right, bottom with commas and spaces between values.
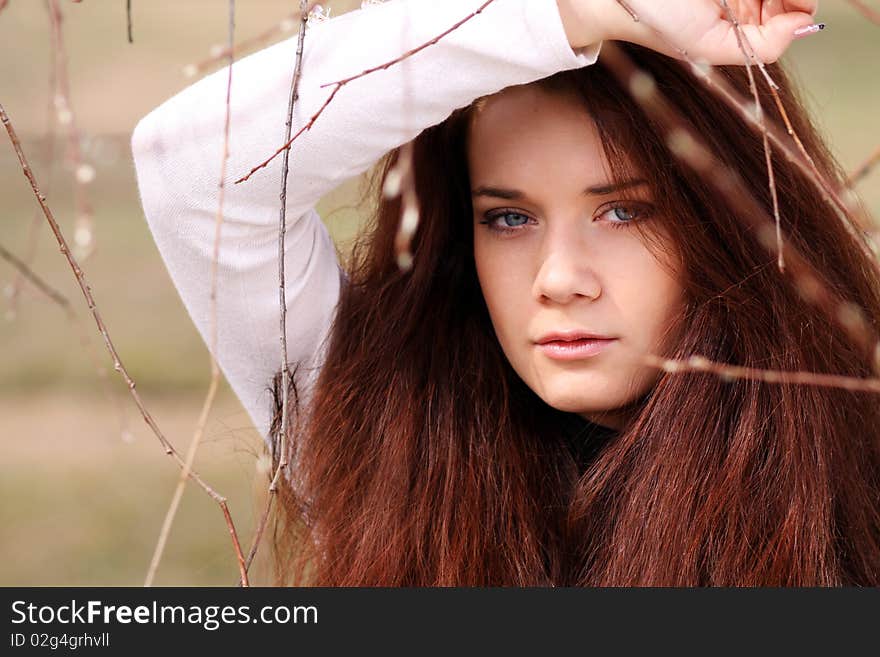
0, 391, 269, 586
0, 0, 878, 585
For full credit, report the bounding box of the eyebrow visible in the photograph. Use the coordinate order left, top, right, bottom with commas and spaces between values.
471, 178, 648, 200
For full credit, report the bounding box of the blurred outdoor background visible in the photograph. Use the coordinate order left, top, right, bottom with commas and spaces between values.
1, 1, 878, 586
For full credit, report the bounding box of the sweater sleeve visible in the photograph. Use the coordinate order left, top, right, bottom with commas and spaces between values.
130, 0, 601, 445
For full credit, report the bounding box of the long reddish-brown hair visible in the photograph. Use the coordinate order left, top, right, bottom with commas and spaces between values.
267, 43, 880, 586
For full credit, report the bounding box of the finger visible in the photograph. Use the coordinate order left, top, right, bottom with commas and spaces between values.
782, 0, 818, 16
730, 0, 763, 23
761, 0, 817, 21
761, 0, 786, 20
739, 11, 816, 62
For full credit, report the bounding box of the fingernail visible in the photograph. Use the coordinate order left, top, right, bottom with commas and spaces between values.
793, 23, 826, 39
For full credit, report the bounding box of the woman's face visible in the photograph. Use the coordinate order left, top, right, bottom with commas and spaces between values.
468, 84, 687, 430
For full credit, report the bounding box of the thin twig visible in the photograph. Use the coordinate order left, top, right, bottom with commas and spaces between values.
848, 144, 880, 186
0, 240, 133, 441
644, 353, 880, 393
738, 46, 876, 239
126, 0, 132, 43
271, 0, 312, 495
237, 0, 312, 588
0, 241, 70, 308
47, 0, 96, 261
8, 1, 62, 318
718, 0, 785, 272
685, 60, 873, 246
144, 0, 244, 588
0, 101, 250, 585
847, 0, 880, 25
183, 6, 315, 79
235, 0, 499, 184
615, 0, 639, 22
239, 480, 274, 586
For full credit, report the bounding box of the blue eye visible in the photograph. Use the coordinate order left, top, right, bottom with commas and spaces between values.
599, 205, 644, 225
610, 206, 636, 221
479, 210, 533, 234
598, 202, 652, 228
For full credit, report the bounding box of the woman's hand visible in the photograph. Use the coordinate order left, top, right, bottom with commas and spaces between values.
556, 0, 819, 64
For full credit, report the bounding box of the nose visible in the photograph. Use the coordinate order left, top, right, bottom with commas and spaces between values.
531, 222, 602, 304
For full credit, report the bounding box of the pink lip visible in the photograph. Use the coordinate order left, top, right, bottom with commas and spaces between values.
536, 329, 614, 344
536, 337, 617, 361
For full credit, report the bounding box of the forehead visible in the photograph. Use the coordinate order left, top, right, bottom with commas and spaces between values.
466, 85, 612, 183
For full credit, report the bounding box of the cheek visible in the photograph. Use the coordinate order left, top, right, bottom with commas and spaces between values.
473, 239, 530, 343
475, 246, 506, 318
621, 258, 686, 351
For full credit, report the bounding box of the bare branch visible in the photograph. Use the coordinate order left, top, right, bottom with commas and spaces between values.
0, 240, 133, 442
717, 0, 785, 272
0, 101, 250, 585
847, 0, 880, 25
236, 0, 499, 184
6, 3, 60, 319
183, 5, 317, 79
848, 144, 880, 186
645, 352, 880, 393
47, 0, 96, 261
685, 60, 874, 248
237, 0, 312, 588
271, 0, 312, 495
144, 0, 246, 588
0, 241, 70, 309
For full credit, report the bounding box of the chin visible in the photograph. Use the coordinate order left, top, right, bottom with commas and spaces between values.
536, 375, 642, 417
541, 391, 611, 415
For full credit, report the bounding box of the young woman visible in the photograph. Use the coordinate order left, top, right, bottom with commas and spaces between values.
132, 0, 880, 585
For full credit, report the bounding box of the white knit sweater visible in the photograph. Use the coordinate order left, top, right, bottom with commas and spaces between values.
131, 0, 601, 445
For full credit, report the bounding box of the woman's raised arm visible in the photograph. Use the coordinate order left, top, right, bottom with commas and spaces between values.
130, 0, 601, 442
